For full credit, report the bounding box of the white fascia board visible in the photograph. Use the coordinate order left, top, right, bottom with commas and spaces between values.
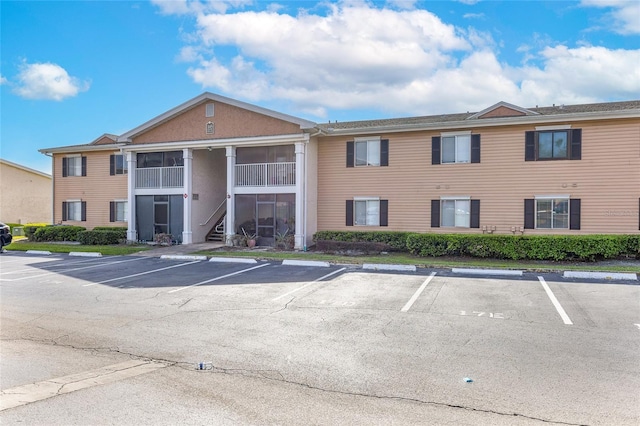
118, 92, 317, 142
466, 101, 539, 120
39, 143, 126, 155
120, 133, 308, 153
324, 109, 640, 137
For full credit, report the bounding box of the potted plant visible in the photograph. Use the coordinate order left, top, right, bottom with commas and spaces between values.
241, 227, 257, 248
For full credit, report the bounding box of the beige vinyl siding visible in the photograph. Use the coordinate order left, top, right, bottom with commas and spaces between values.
53, 151, 127, 229
317, 118, 640, 235
132, 101, 302, 144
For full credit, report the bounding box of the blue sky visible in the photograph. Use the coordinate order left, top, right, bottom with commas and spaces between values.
1, 0, 639, 174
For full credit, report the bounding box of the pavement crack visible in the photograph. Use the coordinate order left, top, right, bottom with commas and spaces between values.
271, 297, 295, 314
178, 297, 193, 309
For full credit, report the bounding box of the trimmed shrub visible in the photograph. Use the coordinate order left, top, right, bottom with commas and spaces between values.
313, 231, 411, 251
77, 230, 124, 245
24, 224, 48, 240
314, 231, 639, 261
316, 240, 392, 254
32, 225, 86, 242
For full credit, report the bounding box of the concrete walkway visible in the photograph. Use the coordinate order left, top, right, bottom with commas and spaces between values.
135, 242, 225, 257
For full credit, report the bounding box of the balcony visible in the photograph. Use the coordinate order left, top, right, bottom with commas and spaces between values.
235, 162, 295, 187
135, 166, 184, 189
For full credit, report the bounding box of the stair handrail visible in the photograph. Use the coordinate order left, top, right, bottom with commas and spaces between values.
199, 198, 227, 226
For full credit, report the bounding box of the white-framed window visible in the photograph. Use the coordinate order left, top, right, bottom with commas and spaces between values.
537, 131, 568, 160
354, 197, 380, 226
65, 155, 83, 176
442, 134, 470, 164
441, 197, 470, 227
65, 200, 82, 221
111, 200, 128, 222
535, 197, 569, 229
355, 139, 381, 166
206, 103, 215, 117
111, 154, 127, 175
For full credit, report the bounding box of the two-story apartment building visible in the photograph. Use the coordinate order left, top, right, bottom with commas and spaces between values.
40, 93, 640, 249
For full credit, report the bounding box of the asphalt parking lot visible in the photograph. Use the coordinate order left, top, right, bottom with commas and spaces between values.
1, 252, 639, 425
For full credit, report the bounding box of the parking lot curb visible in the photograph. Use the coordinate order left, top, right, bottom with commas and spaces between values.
160, 255, 207, 261
563, 271, 638, 281
208, 257, 257, 264
25, 250, 52, 255
363, 263, 417, 272
452, 268, 523, 276
69, 252, 102, 258
282, 259, 330, 267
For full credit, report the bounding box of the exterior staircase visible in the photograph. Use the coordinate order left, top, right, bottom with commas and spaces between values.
206, 214, 226, 242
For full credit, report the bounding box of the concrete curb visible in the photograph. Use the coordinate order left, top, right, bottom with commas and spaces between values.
69, 252, 102, 258
282, 259, 330, 267
452, 268, 523, 276
208, 257, 257, 264
563, 271, 637, 281
160, 255, 207, 261
363, 263, 417, 272
26, 250, 53, 255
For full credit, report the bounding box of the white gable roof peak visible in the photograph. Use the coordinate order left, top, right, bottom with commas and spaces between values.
466, 101, 539, 120
118, 92, 317, 142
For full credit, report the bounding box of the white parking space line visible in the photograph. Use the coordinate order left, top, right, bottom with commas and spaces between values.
401, 272, 437, 312
168, 263, 271, 293
538, 276, 573, 325
0, 257, 114, 275
4, 257, 147, 282
0, 359, 168, 411
272, 267, 347, 301
83, 260, 201, 287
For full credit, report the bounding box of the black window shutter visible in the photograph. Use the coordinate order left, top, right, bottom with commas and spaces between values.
431, 137, 441, 165
380, 139, 389, 167
431, 200, 440, 227
62, 202, 68, 221
380, 200, 388, 226
346, 200, 354, 226
81, 156, 87, 176
470, 200, 480, 228
570, 129, 582, 160
570, 199, 581, 230
525, 131, 535, 161
110, 201, 115, 222
346, 142, 354, 168
110, 155, 115, 175
62, 158, 68, 177
524, 199, 535, 229
471, 134, 481, 163
81, 201, 87, 222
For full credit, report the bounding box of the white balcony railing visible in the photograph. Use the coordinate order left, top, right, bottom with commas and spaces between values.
235, 162, 295, 187
135, 166, 184, 189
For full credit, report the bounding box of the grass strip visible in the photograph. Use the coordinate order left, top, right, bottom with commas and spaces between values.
5, 241, 149, 256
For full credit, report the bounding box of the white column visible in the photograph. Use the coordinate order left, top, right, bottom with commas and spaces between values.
294, 142, 305, 250
182, 148, 193, 244
126, 151, 137, 242
225, 146, 236, 246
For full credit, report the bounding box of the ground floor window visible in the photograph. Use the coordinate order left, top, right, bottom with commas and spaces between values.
355, 198, 380, 226
536, 198, 568, 229
62, 200, 86, 221
235, 193, 295, 246
442, 199, 470, 227
110, 201, 127, 222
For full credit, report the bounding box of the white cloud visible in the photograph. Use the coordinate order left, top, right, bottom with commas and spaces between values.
0, 75, 8, 85
13, 62, 90, 101
151, 0, 252, 15
159, 2, 639, 118
581, 0, 640, 35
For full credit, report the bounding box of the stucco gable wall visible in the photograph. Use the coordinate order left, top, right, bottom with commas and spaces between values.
478, 106, 526, 119
131, 101, 303, 144
0, 162, 52, 224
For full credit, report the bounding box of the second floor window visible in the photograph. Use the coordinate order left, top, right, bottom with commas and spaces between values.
110, 154, 128, 175
137, 151, 184, 168
62, 156, 86, 177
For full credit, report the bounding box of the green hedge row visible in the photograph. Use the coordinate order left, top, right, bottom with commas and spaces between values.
313, 231, 411, 251
77, 229, 126, 245
32, 226, 86, 242
24, 224, 48, 239
314, 231, 640, 261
